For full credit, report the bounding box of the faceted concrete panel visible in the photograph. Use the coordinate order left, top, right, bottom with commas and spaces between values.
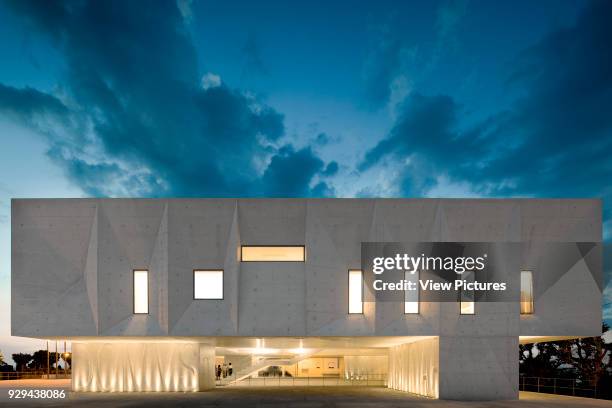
238, 199, 306, 245
167, 200, 238, 335
11, 198, 602, 400
305, 200, 376, 335
374, 302, 442, 336
97, 199, 167, 335
12, 199, 97, 337
520, 257, 602, 336
520, 199, 601, 242
238, 262, 306, 335
439, 200, 522, 242
438, 335, 519, 400
438, 302, 520, 337
367, 200, 440, 242
12, 198, 602, 339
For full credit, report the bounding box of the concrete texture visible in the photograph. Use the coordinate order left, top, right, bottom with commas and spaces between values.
12, 198, 602, 338
11, 198, 603, 399
438, 336, 518, 400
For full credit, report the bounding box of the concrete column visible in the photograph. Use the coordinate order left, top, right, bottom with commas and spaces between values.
198, 344, 216, 391
438, 336, 518, 400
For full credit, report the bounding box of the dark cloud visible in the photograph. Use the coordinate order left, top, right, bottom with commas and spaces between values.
358, 92, 497, 195
261, 146, 333, 197
360, 0, 612, 204
315, 132, 330, 145
361, 0, 468, 110
0, 83, 68, 123
241, 32, 268, 81
313, 132, 340, 147
322, 161, 339, 177
0, 0, 332, 197
361, 23, 404, 110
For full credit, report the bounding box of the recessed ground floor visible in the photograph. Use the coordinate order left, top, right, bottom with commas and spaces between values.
39, 335, 568, 399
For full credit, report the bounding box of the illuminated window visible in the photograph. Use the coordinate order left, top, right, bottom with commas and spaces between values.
194, 270, 224, 299
460, 299, 474, 315
520, 270, 534, 314
404, 270, 419, 314
460, 271, 475, 315
241, 246, 305, 262
133, 270, 148, 314
348, 269, 363, 314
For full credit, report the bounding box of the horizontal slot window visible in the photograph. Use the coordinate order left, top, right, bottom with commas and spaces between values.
241, 246, 305, 262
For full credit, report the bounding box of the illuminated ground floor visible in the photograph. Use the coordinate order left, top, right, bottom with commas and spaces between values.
50, 335, 571, 400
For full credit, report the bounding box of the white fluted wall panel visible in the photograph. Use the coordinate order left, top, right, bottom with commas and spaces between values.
198, 344, 215, 391
72, 342, 200, 392
388, 337, 439, 398
343, 355, 388, 378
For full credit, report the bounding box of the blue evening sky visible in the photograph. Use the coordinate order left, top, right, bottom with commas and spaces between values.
0, 0, 610, 364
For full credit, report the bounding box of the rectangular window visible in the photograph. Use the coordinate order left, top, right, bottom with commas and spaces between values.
520, 270, 534, 314
404, 270, 419, 314
241, 246, 305, 262
194, 270, 224, 299
348, 269, 363, 314
133, 270, 149, 314
460, 271, 475, 315
460, 299, 475, 315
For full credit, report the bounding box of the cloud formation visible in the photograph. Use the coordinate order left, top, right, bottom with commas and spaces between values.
361, 0, 468, 112
0, 0, 334, 197
360, 0, 612, 209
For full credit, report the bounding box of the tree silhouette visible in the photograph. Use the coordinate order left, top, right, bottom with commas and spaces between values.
28, 350, 59, 370
557, 323, 612, 386
520, 342, 565, 378
12, 353, 33, 372
520, 324, 612, 398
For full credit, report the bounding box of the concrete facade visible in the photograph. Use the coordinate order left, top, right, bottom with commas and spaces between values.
11, 198, 602, 399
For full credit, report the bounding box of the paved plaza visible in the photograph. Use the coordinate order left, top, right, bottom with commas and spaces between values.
0, 381, 611, 407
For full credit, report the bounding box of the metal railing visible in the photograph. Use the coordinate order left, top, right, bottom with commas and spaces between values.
519, 376, 604, 399
0, 370, 71, 381
216, 373, 387, 387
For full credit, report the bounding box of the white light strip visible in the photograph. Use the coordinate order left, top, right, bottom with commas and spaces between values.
348, 270, 363, 314
520, 270, 534, 314
133, 270, 149, 314
241, 246, 305, 262
404, 270, 419, 314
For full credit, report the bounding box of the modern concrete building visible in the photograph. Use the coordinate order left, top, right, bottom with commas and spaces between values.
11, 198, 602, 399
